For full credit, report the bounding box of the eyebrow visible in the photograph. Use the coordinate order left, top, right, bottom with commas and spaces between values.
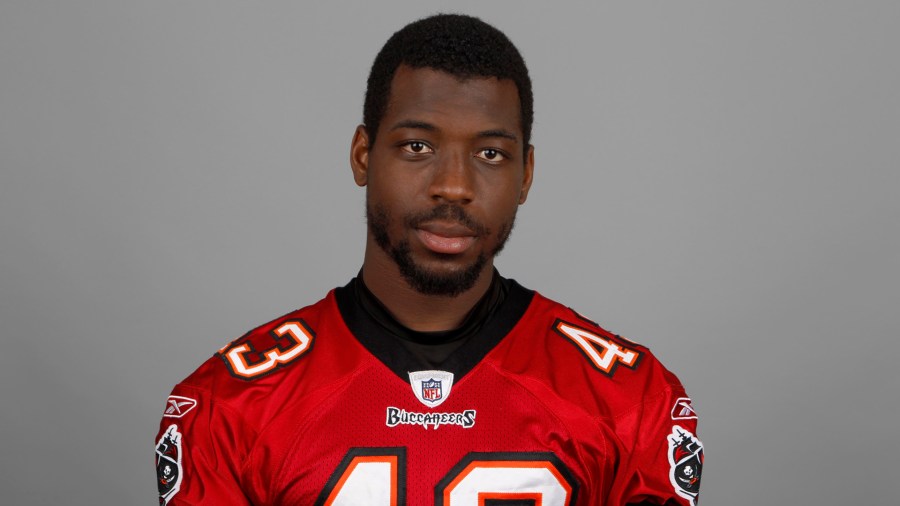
390, 120, 519, 143
476, 129, 519, 143
390, 120, 437, 132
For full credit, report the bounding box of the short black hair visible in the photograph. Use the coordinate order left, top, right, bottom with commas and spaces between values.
363, 13, 533, 150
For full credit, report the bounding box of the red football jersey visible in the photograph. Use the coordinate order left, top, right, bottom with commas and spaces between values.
155, 280, 703, 505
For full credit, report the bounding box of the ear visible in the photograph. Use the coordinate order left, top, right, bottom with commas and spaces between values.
518, 144, 535, 205
350, 125, 370, 187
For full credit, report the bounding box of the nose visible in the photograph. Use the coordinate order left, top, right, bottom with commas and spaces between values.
428, 149, 475, 204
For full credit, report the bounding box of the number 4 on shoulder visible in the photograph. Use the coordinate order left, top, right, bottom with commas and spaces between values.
553, 319, 642, 377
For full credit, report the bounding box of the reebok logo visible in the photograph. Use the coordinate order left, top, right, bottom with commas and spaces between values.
163, 396, 198, 418
670, 397, 697, 420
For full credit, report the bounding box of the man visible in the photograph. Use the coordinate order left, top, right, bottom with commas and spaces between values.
156, 14, 703, 505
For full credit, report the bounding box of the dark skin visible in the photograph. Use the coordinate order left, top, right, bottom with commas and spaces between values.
350, 65, 534, 332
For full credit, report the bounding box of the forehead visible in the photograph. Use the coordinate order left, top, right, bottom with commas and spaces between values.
380, 65, 522, 138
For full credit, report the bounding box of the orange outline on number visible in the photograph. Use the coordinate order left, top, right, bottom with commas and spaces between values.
223, 320, 314, 379
443, 460, 572, 505
554, 319, 641, 376
323, 455, 400, 506
477, 491, 543, 505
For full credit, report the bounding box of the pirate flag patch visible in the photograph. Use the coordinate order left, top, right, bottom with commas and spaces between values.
156, 424, 183, 505
667, 425, 703, 505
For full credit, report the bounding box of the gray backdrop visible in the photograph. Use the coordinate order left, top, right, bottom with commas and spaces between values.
1, 1, 897, 504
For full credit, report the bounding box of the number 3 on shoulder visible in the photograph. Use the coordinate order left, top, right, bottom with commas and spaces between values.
220, 320, 315, 380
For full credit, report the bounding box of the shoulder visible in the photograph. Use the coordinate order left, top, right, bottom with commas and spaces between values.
164, 288, 367, 429
490, 287, 690, 418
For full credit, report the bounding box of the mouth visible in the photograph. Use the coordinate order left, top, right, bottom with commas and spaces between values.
414, 222, 477, 255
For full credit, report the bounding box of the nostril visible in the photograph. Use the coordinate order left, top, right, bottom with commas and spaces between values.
429, 162, 476, 203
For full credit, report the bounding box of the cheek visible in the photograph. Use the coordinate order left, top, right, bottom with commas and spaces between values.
366, 183, 415, 233
366, 179, 401, 211
485, 187, 523, 216
484, 171, 525, 201
368, 167, 419, 204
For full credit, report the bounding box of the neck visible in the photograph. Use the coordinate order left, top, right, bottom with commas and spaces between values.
361, 235, 494, 332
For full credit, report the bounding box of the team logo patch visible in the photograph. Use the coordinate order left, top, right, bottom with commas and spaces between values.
408, 370, 454, 408
163, 395, 198, 418
156, 424, 183, 505
671, 397, 698, 420
667, 425, 703, 505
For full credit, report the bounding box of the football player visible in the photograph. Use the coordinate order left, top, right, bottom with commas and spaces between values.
156, 13, 703, 505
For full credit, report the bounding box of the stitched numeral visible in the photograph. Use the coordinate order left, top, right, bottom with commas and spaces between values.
554, 319, 641, 376
317, 449, 577, 505
220, 320, 314, 380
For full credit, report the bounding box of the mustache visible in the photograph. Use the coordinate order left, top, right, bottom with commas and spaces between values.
405, 204, 489, 236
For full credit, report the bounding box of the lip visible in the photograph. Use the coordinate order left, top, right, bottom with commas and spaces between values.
415, 221, 477, 255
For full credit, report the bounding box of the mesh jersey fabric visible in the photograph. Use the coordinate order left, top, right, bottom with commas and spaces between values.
155, 277, 702, 505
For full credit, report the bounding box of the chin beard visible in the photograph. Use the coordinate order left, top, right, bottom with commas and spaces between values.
366, 202, 514, 297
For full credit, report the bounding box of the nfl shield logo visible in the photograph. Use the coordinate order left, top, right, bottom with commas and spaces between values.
422, 379, 442, 402
409, 370, 454, 407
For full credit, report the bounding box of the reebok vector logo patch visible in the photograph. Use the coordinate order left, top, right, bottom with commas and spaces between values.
671, 397, 698, 420
163, 396, 197, 418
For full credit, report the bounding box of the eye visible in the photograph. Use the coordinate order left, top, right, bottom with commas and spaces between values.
400, 141, 433, 154
475, 148, 507, 162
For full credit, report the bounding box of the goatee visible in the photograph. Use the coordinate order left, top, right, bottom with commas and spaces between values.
366, 202, 514, 297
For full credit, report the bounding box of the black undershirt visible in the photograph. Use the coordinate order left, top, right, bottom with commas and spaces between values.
335, 270, 533, 379
352, 269, 509, 368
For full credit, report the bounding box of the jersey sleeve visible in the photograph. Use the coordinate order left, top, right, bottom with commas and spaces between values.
154, 384, 256, 505
609, 385, 704, 506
